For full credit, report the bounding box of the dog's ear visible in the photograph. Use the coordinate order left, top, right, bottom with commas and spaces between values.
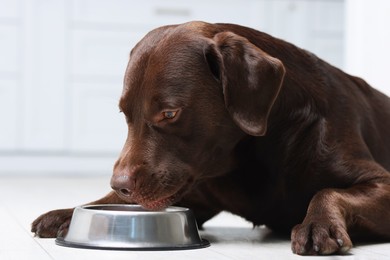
205, 32, 285, 136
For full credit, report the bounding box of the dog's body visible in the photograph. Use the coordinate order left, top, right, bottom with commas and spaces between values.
32, 22, 390, 255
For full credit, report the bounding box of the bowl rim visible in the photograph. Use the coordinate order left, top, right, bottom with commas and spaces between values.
77, 204, 191, 215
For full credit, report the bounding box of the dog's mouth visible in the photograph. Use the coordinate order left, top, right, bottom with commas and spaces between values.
122, 180, 193, 211
138, 191, 181, 210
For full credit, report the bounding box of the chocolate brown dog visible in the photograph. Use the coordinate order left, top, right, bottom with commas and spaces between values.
32, 21, 390, 255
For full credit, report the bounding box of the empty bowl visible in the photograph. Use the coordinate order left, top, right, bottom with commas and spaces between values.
55, 204, 209, 250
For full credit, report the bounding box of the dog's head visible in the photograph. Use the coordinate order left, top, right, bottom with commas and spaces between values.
111, 22, 285, 209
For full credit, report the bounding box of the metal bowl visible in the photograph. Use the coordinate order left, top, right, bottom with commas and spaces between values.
55, 204, 209, 250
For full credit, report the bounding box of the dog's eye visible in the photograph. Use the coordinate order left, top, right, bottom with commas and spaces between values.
163, 111, 177, 119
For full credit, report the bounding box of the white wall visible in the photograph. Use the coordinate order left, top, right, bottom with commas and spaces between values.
0, 0, 269, 175
345, 0, 390, 95
0, 0, 347, 175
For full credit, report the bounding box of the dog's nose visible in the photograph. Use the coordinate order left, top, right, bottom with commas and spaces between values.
111, 165, 140, 197
111, 175, 136, 197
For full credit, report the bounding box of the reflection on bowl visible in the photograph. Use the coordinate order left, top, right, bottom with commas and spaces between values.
55, 204, 209, 250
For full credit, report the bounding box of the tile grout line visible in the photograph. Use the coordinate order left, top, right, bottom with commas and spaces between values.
3, 204, 55, 260
207, 245, 240, 260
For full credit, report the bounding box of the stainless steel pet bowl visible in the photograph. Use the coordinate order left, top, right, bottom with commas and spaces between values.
55, 204, 209, 250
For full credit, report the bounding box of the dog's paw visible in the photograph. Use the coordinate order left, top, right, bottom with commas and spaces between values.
291, 220, 352, 255
31, 208, 74, 238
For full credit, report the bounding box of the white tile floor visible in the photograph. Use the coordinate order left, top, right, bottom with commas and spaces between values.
1, 176, 389, 260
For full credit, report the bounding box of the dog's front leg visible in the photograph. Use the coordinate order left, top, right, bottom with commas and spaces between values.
31, 191, 125, 238
291, 177, 390, 255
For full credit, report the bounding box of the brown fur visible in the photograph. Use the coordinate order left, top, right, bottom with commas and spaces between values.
32, 21, 390, 255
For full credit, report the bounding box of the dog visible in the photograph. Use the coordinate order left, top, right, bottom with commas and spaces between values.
32, 21, 390, 255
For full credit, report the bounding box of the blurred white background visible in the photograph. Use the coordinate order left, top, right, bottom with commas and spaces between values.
0, 0, 389, 176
